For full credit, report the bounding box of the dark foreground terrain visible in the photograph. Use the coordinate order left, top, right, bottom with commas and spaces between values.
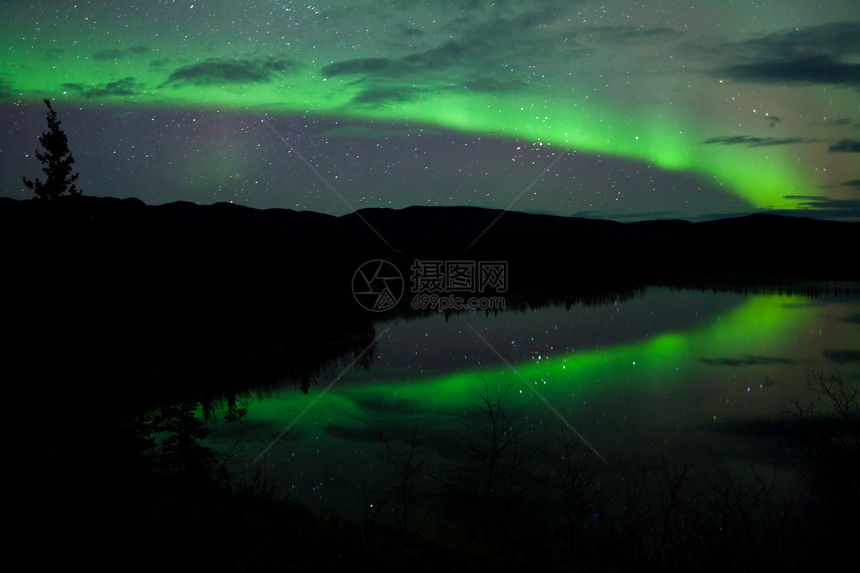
3, 196, 858, 571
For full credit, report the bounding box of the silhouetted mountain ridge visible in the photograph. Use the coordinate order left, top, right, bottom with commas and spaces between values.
2, 196, 857, 285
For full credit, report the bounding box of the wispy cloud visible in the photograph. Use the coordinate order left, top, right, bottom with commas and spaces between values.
163, 57, 297, 86
92, 46, 151, 61
719, 55, 860, 86
781, 195, 860, 219
351, 85, 424, 105
823, 350, 860, 363
828, 139, 860, 152
319, 7, 562, 100
703, 135, 818, 147
316, 124, 438, 139
700, 355, 798, 367
713, 22, 860, 86
62, 77, 145, 98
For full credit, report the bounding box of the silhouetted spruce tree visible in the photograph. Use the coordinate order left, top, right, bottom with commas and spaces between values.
23, 99, 81, 200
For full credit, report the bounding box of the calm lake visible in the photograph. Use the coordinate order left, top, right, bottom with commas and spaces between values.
205, 285, 860, 516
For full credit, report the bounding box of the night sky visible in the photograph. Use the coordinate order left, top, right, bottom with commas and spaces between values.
2, 1, 858, 221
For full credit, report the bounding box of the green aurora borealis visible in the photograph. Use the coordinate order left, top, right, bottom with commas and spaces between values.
206, 290, 860, 503
2, 1, 859, 219
223, 295, 803, 437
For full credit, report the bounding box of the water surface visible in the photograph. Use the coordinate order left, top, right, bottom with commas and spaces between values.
207, 287, 860, 513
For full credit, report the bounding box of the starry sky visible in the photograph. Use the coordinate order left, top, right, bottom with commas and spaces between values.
1, 1, 858, 221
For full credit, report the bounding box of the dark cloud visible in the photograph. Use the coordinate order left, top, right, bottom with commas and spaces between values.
783, 194, 829, 201
840, 313, 860, 325
351, 85, 423, 105
323, 39, 480, 79
62, 77, 144, 98
823, 350, 860, 364
827, 118, 858, 128
714, 22, 860, 86
781, 195, 860, 219
828, 139, 860, 152
324, 420, 437, 444
323, 32, 539, 104
323, 423, 384, 443
351, 395, 424, 417
388, 0, 520, 8
92, 46, 150, 61
700, 355, 797, 367
719, 55, 860, 85
579, 25, 684, 44
742, 22, 860, 58
401, 39, 473, 70
149, 58, 172, 69
324, 421, 458, 457
468, 8, 559, 39
320, 8, 557, 84
163, 57, 297, 86
813, 118, 860, 129
706, 410, 860, 465
461, 77, 527, 92
841, 180, 860, 191
316, 124, 438, 139
703, 135, 818, 147
92, 49, 124, 61
321, 57, 393, 77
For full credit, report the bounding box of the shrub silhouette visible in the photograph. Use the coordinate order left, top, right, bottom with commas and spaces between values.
785, 369, 859, 567
437, 380, 542, 541
23, 99, 81, 199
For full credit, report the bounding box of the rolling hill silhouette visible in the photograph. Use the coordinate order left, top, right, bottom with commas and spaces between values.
3, 196, 856, 303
